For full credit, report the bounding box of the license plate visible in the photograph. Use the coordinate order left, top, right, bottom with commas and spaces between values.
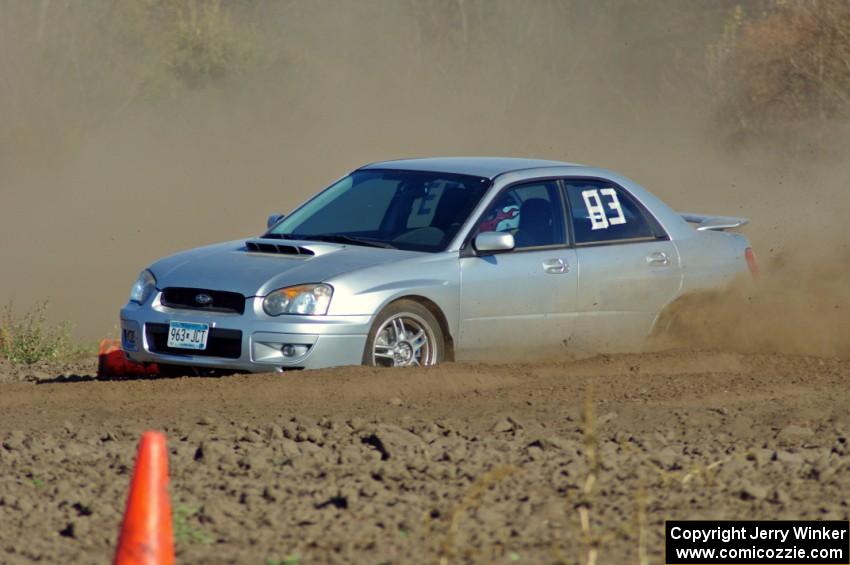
167, 321, 209, 350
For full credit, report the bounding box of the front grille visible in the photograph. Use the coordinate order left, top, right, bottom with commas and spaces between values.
160, 287, 246, 315
145, 323, 242, 359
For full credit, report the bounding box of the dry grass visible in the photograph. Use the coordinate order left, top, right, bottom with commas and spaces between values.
708, 0, 850, 135
0, 302, 71, 366
437, 464, 516, 565
577, 383, 600, 565
636, 485, 649, 565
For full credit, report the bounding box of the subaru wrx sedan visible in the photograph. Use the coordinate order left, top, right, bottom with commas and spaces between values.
120, 157, 754, 372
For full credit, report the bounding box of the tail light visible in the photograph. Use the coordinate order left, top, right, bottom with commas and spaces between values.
745, 247, 758, 279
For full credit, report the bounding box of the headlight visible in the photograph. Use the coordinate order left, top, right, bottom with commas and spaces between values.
263, 284, 333, 316
129, 270, 157, 304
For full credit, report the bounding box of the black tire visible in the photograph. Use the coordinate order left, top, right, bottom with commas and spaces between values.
362, 299, 445, 367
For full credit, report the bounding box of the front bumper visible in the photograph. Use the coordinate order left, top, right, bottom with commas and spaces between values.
120, 295, 370, 372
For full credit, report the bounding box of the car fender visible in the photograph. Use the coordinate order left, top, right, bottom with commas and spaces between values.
325, 251, 462, 340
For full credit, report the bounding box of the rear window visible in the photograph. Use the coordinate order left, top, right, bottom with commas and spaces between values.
565, 180, 658, 244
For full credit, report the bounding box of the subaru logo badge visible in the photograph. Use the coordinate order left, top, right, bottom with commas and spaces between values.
195, 293, 213, 305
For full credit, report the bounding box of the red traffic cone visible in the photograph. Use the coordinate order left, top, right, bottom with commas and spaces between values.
114, 431, 174, 565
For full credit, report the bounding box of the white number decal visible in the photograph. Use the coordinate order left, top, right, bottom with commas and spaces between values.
600, 188, 626, 226
581, 188, 627, 230
582, 190, 607, 230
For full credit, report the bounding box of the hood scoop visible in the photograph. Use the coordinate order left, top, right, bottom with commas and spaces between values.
244, 239, 315, 257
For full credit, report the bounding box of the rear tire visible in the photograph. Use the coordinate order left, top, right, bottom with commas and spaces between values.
363, 300, 445, 367
648, 292, 715, 349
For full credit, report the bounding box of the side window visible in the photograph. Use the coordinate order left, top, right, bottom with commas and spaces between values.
565, 180, 656, 244
477, 181, 566, 249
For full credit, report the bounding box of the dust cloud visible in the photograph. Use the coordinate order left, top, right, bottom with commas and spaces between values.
1, 0, 847, 354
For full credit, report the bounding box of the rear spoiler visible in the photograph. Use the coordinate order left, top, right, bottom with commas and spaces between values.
680, 213, 749, 231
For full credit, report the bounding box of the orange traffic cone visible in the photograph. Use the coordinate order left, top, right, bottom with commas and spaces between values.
98, 339, 160, 378
114, 431, 174, 565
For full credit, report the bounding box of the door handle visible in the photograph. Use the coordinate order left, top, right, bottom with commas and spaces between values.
542, 258, 569, 274
646, 251, 670, 266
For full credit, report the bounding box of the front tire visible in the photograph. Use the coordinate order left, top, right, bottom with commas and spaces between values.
363, 300, 445, 367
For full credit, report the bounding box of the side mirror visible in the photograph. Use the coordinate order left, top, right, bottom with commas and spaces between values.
473, 232, 515, 254
267, 213, 285, 229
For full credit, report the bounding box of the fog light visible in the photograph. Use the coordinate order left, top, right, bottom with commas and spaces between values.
122, 329, 137, 351
281, 344, 309, 358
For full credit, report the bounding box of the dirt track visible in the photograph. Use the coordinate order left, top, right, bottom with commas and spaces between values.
3, 2, 849, 563
1, 350, 849, 564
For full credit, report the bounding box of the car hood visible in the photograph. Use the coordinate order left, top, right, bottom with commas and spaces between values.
149, 238, 421, 296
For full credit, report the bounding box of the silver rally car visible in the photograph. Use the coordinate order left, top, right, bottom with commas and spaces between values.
120, 157, 755, 372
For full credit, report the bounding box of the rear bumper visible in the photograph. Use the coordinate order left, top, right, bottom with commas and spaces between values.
119, 299, 370, 372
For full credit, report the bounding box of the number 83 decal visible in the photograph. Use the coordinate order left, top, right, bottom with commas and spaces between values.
581, 188, 627, 230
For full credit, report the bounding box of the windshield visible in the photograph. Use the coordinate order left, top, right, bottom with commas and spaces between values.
266, 169, 491, 252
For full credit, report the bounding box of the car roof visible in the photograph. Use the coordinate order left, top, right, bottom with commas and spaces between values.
358, 157, 581, 179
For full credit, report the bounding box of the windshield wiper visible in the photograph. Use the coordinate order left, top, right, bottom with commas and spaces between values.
294, 234, 397, 249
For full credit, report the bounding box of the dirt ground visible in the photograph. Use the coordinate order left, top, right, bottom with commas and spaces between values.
2, 5, 849, 563
1, 350, 848, 564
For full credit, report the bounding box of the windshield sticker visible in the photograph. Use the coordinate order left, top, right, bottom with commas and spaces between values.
582, 188, 627, 230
